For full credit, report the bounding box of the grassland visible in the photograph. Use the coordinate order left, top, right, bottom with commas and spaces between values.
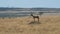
0, 15, 60, 34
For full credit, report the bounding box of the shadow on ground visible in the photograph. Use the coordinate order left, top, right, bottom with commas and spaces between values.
29, 21, 41, 24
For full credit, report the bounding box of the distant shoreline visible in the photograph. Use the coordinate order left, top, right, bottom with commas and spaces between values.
0, 13, 60, 17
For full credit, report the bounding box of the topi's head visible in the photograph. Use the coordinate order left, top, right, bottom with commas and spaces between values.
31, 13, 33, 16
39, 12, 43, 15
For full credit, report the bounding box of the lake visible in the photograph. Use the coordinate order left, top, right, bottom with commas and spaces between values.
0, 11, 60, 17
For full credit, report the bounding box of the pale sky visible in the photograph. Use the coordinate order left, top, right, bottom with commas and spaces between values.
0, 0, 60, 8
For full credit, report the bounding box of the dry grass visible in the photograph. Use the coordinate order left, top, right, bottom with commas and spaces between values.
0, 15, 60, 34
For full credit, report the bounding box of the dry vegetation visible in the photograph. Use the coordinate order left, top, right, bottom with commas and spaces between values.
0, 15, 60, 34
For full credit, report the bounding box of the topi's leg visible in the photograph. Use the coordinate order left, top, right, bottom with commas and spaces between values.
33, 17, 35, 22
34, 18, 35, 22
38, 18, 39, 22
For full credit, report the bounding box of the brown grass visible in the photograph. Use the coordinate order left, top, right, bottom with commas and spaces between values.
0, 15, 60, 34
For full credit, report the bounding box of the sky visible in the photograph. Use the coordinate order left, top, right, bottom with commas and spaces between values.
0, 0, 60, 8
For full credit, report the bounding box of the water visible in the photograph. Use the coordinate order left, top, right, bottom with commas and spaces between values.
0, 11, 60, 17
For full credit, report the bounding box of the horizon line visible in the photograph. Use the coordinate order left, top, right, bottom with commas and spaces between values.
0, 6, 60, 8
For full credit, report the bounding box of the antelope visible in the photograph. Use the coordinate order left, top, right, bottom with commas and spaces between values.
31, 13, 39, 22
31, 12, 43, 23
